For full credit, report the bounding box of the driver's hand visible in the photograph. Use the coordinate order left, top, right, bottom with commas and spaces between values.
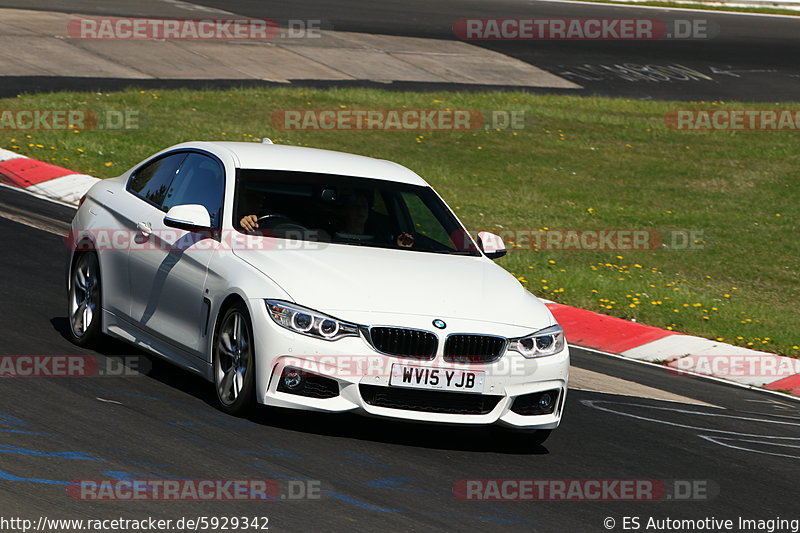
240, 215, 259, 232
397, 232, 414, 248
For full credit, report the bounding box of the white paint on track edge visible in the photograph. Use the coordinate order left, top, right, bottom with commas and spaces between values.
0, 182, 79, 210
573, 343, 800, 403
533, 0, 800, 18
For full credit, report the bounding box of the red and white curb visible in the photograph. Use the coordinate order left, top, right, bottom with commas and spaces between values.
1, 149, 798, 397
0, 148, 99, 205
547, 303, 800, 396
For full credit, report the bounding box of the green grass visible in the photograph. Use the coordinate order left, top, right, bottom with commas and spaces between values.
569, 0, 800, 16
2, 87, 798, 356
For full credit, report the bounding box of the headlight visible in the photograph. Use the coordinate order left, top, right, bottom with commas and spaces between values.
509, 325, 565, 358
265, 300, 360, 341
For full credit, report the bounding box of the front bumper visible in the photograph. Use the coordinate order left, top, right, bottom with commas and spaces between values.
250, 301, 569, 429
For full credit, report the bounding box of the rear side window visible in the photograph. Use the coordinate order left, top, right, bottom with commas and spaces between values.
162, 153, 225, 228
128, 153, 187, 206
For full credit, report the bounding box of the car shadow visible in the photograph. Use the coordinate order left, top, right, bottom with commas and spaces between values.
247, 407, 552, 455
50, 315, 217, 403
51, 316, 551, 455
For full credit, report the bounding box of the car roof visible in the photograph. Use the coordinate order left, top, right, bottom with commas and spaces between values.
166, 141, 429, 186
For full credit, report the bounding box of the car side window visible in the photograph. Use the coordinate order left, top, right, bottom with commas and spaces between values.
128, 153, 187, 207
162, 153, 225, 228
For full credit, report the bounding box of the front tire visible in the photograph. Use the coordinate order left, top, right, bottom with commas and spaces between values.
213, 302, 256, 416
67, 252, 102, 347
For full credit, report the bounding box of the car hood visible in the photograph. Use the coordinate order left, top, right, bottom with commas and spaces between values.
233, 243, 553, 329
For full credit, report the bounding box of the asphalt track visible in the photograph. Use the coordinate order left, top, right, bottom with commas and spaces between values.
1, 0, 799, 100
0, 185, 798, 532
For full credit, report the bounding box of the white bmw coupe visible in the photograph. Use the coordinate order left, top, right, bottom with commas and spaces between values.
67, 141, 568, 442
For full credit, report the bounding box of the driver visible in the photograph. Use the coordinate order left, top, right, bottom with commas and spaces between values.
238, 190, 371, 233
239, 190, 414, 248
333, 190, 370, 234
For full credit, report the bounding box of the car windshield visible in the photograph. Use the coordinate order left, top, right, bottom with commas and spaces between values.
235, 169, 480, 256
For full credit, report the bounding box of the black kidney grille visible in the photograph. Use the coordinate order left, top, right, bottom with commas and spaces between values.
368, 327, 437, 359
444, 335, 506, 363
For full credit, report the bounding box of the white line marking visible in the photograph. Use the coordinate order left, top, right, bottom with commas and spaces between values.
160, 0, 235, 15
582, 399, 800, 437
0, 182, 78, 210
710, 66, 779, 77
744, 398, 794, 409
0, 206, 67, 236
698, 435, 800, 459
570, 386, 720, 406
709, 436, 800, 448
532, 0, 800, 19
96, 397, 123, 405
573, 344, 800, 404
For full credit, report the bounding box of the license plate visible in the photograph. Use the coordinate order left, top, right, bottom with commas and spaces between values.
389, 364, 485, 393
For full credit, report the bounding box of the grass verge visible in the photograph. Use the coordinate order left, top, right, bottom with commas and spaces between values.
1, 87, 798, 355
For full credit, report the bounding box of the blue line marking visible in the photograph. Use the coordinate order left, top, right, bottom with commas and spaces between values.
363, 477, 434, 493
0, 469, 70, 485
164, 421, 253, 427
0, 444, 102, 461
0, 428, 51, 435
0, 413, 31, 426
344, 451, 390, 468
321, 490, 401, 512
74, 384, 197, 405
0, 413, 49, 434
234, 445, 301, 459
420, 511, 538, 524
99, 470, 174, 480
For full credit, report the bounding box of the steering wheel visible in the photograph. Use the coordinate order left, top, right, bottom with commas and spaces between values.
255, 214, 308, 235
256, 214, 290, 225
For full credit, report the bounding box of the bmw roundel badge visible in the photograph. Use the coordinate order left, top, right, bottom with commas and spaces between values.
432, 319, 446, 329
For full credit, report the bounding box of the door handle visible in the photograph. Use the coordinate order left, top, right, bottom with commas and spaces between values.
136, 221, 152, 237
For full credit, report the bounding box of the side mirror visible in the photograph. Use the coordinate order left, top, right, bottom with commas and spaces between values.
163, 204, 212, 231
477, 231, 507, 260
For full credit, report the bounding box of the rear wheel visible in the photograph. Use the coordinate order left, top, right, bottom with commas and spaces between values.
67, 252, 102, 347
213, 302, 256, 416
